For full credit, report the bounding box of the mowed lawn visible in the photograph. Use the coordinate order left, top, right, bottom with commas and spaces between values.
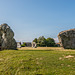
0, 47, 75, 75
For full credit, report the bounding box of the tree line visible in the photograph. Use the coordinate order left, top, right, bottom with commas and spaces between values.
33, 36, 57, 47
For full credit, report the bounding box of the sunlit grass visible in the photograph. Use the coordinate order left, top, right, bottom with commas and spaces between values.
0, 47, 75, 75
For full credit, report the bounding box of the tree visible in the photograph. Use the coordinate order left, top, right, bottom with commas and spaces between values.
33, 36, 56, 47
33, 38, 38, 43
46, 38, 56, 47
37, 36, 46, 47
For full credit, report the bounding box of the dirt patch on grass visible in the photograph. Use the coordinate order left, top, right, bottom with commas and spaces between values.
64, 55, 74, 58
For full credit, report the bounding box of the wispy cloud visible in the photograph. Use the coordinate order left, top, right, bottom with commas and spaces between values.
54, 38, 59, 43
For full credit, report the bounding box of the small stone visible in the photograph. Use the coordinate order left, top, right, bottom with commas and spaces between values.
59, 57, 62, 60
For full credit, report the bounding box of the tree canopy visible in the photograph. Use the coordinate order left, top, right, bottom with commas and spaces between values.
33, 36, 57, 47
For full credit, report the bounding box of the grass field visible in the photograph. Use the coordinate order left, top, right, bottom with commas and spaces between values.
0, 47, 75, 75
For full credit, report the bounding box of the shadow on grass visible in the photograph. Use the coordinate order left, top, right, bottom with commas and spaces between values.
0, 49, 18, 51
0, 49, 54, 52
18, 49, 54, 51
63, 49, 75, 50
70, 49, 75, 50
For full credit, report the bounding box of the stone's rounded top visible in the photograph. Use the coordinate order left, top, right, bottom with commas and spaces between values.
0, 23, 10, 28
1, 23, 8, 25
0, 23, 11, 32
58, 28, 75, 36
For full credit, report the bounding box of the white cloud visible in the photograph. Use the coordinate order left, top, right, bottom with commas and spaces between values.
54, 38, 59, 43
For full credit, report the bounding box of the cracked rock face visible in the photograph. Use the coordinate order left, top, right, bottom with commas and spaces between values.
0, 23, 17, 50
58, 29, 75, 49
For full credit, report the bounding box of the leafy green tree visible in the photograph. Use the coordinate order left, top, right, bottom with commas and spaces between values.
37, 36, 46, 47
33, 36, 56, 47
46, 38, 56, 47
33, 38, 38, 43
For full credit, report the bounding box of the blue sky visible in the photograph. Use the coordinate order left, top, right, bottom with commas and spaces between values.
0, 0, 75, 42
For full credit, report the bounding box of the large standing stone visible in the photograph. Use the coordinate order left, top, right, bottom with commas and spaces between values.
0, 23, 17, 50
58, 29, 75, 49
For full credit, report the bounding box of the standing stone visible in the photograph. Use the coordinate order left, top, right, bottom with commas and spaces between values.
58, 29, 75, 49
0, 23, 17, 50
32, 42, 37, 48
17, 42, 21, 48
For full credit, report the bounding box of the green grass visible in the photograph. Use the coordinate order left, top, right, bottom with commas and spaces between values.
0, 48, 75, 75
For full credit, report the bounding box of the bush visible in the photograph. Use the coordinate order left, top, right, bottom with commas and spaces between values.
21, 44, 25, 47
21, 43, 26, 47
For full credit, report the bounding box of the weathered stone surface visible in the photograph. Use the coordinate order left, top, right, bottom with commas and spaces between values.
0, 23, 17, 50
58, 29, 75, 49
